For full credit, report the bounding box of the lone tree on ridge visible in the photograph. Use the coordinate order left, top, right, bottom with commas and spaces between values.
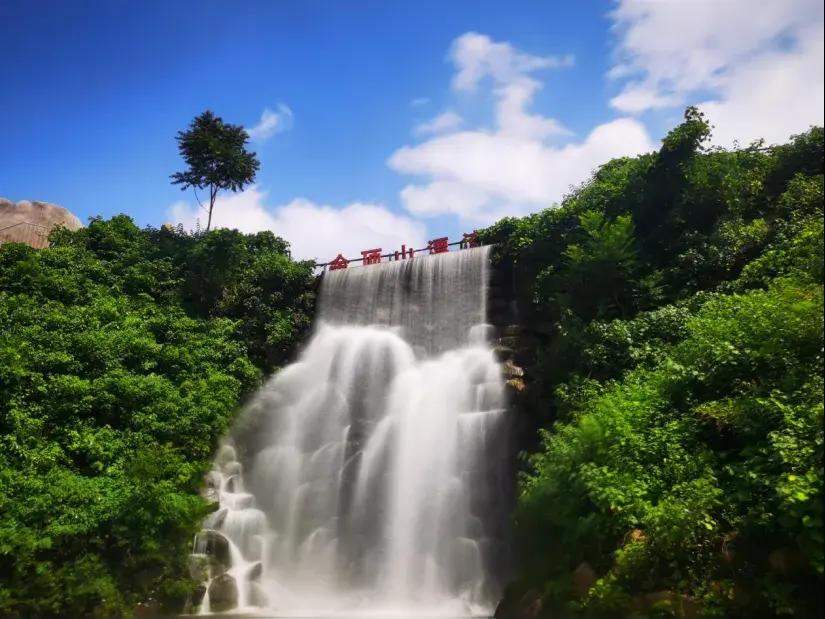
171, 110, 260, 232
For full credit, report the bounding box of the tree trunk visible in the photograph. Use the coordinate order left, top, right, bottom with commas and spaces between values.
206, 186, 216, 232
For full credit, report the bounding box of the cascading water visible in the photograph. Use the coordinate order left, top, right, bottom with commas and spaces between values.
192, 246, 512, 616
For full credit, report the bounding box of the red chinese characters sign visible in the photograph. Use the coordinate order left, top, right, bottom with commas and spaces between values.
461, 231, 479, 248
361, 248, 382, 265
428, 237, 449, 254
326, 234, 484, 269
394, 244, 416, 261
328, 253, 349, 271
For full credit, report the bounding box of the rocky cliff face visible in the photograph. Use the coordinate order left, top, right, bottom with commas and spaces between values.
0, 198, 82, 248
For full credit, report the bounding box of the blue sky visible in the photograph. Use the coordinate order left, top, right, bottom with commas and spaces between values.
1, 0, 823, 261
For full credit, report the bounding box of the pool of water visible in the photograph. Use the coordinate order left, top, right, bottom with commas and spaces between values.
174, 616, 492, 619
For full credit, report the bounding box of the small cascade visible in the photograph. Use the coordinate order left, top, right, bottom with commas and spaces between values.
188, 444, 268, 613
190, 246, 513, 616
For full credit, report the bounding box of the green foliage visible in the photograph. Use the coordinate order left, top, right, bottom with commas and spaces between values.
536, 211, 639, 320
484, 116, 824, 617
0, 217, 315, 617
519, 285, 823, 617
171, 110, 261, 231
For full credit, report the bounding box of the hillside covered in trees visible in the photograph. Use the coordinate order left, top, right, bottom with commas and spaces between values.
0, 109, 822, 618
482, 109, 823, 618
0, 221, 315, 617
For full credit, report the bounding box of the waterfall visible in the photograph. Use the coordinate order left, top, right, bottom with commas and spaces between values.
194, 246, 511, 616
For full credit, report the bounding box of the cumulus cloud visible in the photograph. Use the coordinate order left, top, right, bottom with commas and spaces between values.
389, 32, 654, 224
450, 32, 573, 140
414, 111, 463, 136
391, 119, 653, 222
609, 0, 824, 145
246, 104, 294, 141
450, 31, 574, 93
167, 186, 427, 263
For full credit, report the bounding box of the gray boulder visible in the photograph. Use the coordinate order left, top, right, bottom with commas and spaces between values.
250, 581, 268, 607
248, 560, 263, 581
195, 529, 232, 568
207, 573, 238, 612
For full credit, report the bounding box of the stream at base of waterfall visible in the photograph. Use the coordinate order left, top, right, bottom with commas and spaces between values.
188, 247, 513, 617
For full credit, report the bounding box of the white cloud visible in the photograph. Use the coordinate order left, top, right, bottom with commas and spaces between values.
450, 31, 574, 93
698, 24, 824, 146
246, 104, 294, 141
414, 111, 463, 136
609, 86, 681, 114
388, 32, 654, 224
391, 119, 653, 222
450, 32, 573, 140
609, 0, 824, 145
167, 186, 427, 263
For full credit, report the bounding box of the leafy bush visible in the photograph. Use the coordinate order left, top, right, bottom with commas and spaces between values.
484, 114, 824, 617
0, 219, 315, 617
519, 284, 823, 617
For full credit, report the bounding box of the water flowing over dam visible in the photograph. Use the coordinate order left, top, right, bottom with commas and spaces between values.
193, 246, 512, 616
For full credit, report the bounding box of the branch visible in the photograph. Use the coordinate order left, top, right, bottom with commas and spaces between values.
192, 187, 208, 213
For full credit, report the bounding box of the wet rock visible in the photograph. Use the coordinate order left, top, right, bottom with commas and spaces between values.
223, 460, 242, 476
250, 581, 269, 607
493, 345, 515, 362
208, 573, 238, 612
493, 586, 542, 619
497, 335, 522, 349
203, 506, 228, 529
502, 360, 524, 378
225, 474, 240, 493
502, 324, 522, 336
572, 561, 596, 598
190, 583, 207, 610
505, 378, 526, 393
248, 560, 263, 582
196, 529, 231, 567
465, 515, 484, 538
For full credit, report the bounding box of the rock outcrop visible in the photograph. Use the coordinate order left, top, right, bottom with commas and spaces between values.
0, 198, 82, 249
207, 573, 238, 612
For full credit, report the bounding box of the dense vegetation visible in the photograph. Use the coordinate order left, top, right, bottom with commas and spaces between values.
482, 109, 824, 617
1, 109, 821, 619
0, 218, 315, 617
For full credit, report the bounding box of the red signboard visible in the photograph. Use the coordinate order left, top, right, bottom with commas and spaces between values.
325, 234, 482, 269
428, 237, 449, 254
329, 253, 349, 270
361, 248, 382, 265
461, 231, 479, 248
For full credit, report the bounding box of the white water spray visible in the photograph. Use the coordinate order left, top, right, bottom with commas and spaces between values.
196, 246, 511, 616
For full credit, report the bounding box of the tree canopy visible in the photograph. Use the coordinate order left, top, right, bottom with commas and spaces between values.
171, 111, 260, 231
